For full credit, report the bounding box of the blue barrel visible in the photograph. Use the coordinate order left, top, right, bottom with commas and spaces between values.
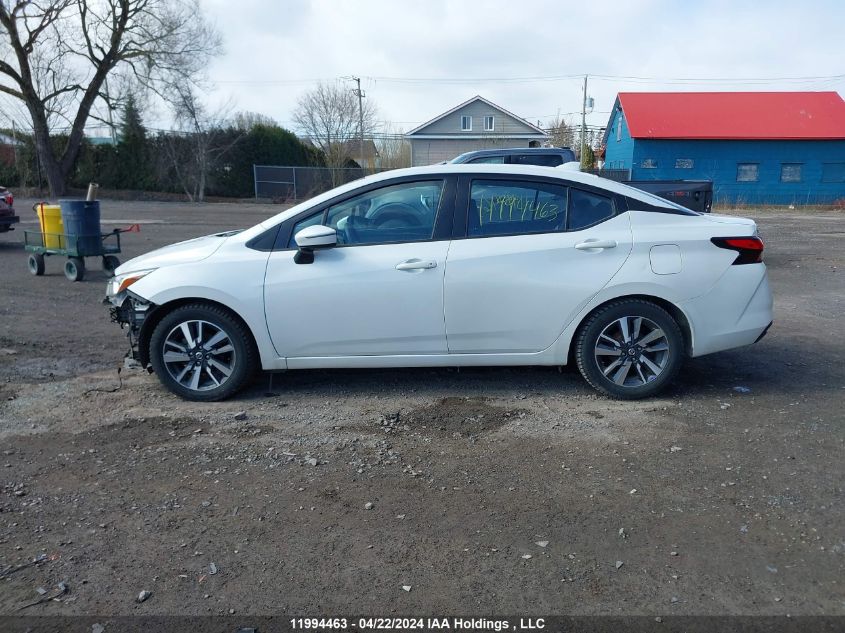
60, 200, 101, 255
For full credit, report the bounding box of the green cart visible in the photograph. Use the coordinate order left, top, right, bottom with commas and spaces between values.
24, 229, 123, 282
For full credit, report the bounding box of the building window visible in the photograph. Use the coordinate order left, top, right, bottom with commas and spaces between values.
461, 115, 472, 131
780, 163, 802, 183
675, 158, 694, 169
616, 119, 622, 142
641, 159, 657, 169
822, 162, 845, 182
484, 115, 494, 131
737, 163, 759, 182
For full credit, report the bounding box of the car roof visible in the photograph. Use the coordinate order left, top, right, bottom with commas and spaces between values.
459, 147, 572, 156
248, 163, 684, 235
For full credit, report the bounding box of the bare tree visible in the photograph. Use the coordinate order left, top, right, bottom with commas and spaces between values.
376, 123, 411, 169
292, 81, 377, 170
164, 86, 238, 202
548, 114, 576, 150
232, 110, 277, 131
0, 0, 221, 195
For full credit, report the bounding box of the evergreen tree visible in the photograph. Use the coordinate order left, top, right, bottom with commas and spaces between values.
121, 94, 146, 146
581, 144, 596, 170
116, 94, 152, 190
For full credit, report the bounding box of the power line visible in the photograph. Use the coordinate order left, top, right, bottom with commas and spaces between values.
206, 72, 845, 87
366, 74, 585, 85
589, 73, 845, 84
211, 78, 326, 85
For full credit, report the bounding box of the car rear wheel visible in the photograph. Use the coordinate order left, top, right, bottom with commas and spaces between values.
575, 299, 683, 399
149, 303, 258, 401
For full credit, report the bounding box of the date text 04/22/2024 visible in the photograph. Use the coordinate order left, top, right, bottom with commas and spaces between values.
289, 618, 546, 631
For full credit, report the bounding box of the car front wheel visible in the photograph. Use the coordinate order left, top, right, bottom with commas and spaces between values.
575, 299, 683, 399
149, 303, 257, 401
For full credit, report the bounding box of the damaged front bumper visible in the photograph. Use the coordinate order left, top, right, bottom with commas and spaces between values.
104, 292, 154, 365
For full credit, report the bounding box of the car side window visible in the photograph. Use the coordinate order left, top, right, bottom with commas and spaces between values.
468, 155, 505, 164
568, 188, 615, 230
292, 181, 443, 248
468, 180, 568, 237
512, 154, 563, 167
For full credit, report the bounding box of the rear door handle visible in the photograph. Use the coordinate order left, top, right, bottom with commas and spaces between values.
575, 239, 618, 250
395, 259, 437, 271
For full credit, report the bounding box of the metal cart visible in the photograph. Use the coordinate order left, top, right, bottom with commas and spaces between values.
24, 229, 124, 281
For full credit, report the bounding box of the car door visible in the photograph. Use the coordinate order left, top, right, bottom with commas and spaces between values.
443, 176, 633, 354
264, 177, 454, 360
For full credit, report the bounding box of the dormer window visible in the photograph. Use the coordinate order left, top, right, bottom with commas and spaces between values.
461, 115, 472, 131
484, 115, 494, 131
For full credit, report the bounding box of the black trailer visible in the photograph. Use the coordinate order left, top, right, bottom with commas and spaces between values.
624, 180, 713, 213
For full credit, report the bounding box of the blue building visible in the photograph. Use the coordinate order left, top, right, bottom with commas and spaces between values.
602, 91, 845, 205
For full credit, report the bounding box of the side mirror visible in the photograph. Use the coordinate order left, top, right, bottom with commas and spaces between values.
293, 225, 337, 264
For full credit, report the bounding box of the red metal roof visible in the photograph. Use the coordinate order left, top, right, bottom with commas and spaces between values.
618, 91, 845, 140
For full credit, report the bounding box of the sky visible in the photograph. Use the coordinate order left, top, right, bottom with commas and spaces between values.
109, 0, 845, 138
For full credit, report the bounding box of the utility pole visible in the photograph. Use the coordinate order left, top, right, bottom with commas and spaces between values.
350, 76, 365, 169
580, 74, 588, 168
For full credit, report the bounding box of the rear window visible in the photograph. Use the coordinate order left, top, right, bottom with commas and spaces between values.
512, 154, 564, 167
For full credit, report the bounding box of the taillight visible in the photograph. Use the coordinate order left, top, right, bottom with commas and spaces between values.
711, 236, 764, 265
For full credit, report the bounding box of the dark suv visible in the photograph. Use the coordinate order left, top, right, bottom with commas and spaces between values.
0, 186, 18, 233
449, 147, 576, 167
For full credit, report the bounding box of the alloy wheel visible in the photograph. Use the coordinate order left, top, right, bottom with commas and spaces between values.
594, 316, 671, 388
162, 319, 237, 392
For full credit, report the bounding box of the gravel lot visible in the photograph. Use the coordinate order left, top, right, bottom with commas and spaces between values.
0, 199, 843, 616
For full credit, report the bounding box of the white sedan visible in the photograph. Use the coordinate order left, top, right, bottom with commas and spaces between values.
106, 164, 773, 401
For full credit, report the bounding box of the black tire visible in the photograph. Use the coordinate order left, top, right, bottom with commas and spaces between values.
64, 257, 85, 282
28, 253, 45, 276
149, 303, 258, 401
102, 255, 120, 276
575, 299, 683, 399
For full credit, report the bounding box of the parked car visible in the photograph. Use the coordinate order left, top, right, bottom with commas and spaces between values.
0, 186, 19, 232
106, 164, 772, 402
449, 147, 576, 167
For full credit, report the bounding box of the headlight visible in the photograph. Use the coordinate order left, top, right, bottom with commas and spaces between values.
108, 269, 156, 297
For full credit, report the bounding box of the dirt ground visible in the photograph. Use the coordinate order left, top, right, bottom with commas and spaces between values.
0, 199, 843, 617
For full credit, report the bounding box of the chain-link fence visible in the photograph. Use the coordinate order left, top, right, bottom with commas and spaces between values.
253, 165, 393, 201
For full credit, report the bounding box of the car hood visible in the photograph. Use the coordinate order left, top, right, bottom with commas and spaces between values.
114, 230, 240, 275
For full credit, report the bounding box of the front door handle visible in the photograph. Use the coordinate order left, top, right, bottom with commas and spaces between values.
575, 239, 618, 251
395, 259, 437, 271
